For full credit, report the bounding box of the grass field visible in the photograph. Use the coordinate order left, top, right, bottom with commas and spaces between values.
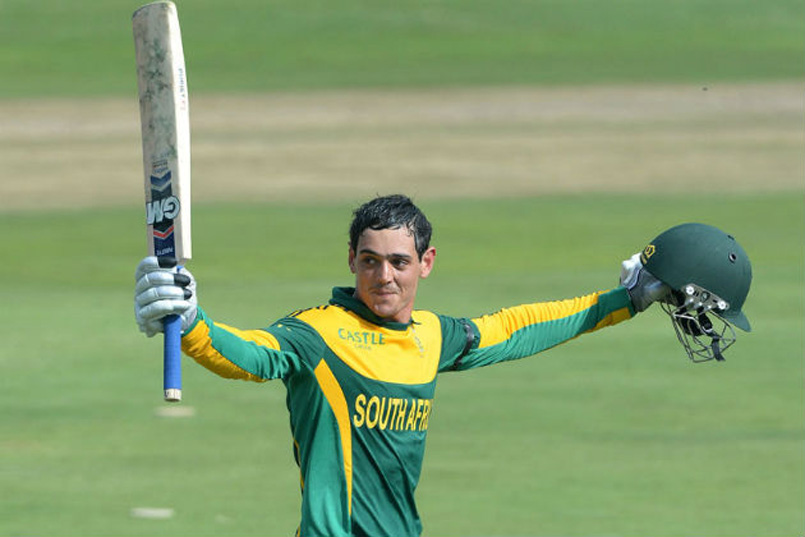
0, 0, 803, 97
1, 1, 803, 536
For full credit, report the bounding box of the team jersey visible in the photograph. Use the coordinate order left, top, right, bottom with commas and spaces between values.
181, 286, 634, 537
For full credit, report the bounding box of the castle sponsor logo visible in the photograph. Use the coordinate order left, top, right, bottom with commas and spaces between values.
338, 328, 385, 349
352, 394, 432, 432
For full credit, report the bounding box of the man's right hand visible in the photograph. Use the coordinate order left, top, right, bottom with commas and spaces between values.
134, 256, 197, 337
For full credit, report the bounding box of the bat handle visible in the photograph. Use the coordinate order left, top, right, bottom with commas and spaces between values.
163, 313, 182, 402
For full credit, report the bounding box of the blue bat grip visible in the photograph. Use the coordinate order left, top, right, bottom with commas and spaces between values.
163, 313, 182, 402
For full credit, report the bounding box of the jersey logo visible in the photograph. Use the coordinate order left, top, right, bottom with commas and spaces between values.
338, 328, 385, 349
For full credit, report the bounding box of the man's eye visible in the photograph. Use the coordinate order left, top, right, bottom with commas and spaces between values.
392, 259, 408, 268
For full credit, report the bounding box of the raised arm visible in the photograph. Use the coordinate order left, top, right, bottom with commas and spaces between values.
439, 253, 670, 372
134, 256, 305, 383
446, 287, 634, 372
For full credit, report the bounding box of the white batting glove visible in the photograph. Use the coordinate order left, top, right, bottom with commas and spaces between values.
134, 256, 197, 337
620, 252, 672, 313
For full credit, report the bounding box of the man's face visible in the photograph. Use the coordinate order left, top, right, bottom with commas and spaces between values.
349, 227, 436, 324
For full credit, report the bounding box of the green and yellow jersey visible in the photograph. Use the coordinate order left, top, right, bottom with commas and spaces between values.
181, 286, 634, 537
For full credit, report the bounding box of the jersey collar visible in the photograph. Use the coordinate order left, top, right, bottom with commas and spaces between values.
329, 286, 414, 331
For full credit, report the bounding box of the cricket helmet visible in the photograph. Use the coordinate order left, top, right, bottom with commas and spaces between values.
640, 223, 752, 362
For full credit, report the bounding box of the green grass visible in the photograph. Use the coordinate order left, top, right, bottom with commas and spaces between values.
0, 0, 802, 97
0, 194, 802, 536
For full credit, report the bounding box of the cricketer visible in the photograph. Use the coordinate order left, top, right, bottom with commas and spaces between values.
134, 194, 751, 536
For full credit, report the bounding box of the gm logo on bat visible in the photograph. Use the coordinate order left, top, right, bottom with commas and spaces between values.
146, 196, 180, 225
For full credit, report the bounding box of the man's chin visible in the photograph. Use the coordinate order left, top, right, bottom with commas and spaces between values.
367, 299, 403, 322
369, 303, 396, 319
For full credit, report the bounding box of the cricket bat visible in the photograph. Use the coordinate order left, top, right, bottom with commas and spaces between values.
133, 1, 192, 402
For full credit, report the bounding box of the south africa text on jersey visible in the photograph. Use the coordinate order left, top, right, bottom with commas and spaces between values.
353, 394, 433, 432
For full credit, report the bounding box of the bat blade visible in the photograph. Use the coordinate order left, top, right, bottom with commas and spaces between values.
133, 0, 192, 403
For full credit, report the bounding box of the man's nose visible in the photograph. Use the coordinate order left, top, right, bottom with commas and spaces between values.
377, 260, 393, 282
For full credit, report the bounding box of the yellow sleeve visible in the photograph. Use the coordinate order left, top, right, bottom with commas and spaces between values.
450, 287, 634, 371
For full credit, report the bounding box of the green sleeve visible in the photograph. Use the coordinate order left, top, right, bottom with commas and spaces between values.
181, 307, 308, 381
441, 287, 634, 372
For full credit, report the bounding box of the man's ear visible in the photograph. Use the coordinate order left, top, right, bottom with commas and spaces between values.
419, 247, 436, 278
348, 246, 356, 274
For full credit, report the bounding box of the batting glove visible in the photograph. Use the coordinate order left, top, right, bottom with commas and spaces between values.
134, 256, 197, 337
620, 252, 672, 313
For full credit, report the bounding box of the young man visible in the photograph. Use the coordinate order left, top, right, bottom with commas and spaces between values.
134, 194, 669, 537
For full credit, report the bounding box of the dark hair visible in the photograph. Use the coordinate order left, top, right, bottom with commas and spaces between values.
349, 194, 432, 259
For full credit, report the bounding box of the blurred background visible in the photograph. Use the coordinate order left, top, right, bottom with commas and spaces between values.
1, 1, 802, 536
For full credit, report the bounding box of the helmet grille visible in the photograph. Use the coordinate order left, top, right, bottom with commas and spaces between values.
661, 293, 737, 363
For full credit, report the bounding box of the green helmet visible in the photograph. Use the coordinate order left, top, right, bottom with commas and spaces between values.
641, 223, 753, 362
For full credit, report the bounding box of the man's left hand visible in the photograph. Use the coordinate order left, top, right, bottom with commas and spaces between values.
620, 253, 672, 312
